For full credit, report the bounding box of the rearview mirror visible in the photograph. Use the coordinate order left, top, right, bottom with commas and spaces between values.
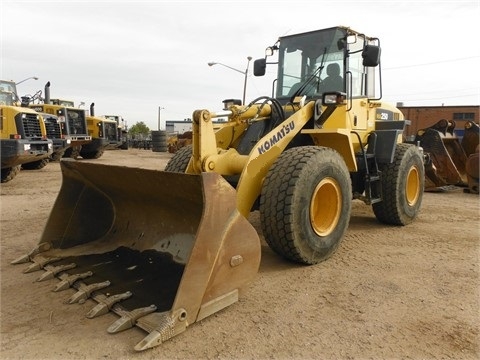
253, 58, 266, 76
362, 45, 381, 67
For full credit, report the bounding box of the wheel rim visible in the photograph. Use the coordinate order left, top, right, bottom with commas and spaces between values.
310, 177, 342, 237
406, 165, 421, 206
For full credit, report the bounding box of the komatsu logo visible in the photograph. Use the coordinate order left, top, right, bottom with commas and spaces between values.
257, 121, 295, 154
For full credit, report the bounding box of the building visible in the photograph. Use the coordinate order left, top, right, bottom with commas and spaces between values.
165, 119, 227, 134
166, 105, 479, 139
165, 120, 193, 134
398, 105, 479, 139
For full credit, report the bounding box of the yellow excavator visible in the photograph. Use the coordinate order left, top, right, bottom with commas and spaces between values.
12, 26, 424, 351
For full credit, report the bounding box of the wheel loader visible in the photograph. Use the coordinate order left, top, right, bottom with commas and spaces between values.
101, 114, 129, 149
0, 80, 53, 182
12, 26, 424, 351
29, 82, 92, 159
78, 103, 121, 159
19, 88, 72, 166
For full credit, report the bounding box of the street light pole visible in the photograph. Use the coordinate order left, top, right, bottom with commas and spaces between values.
208, 56, 252, 105
15, 76, 39, 85
242, 56, 252, 105
158, 106, 165, 130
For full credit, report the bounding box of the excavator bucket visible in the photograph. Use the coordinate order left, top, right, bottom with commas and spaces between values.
415, 119, 468, 191
11, 159, 261, 351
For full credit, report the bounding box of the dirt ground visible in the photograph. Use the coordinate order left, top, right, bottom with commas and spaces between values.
1, 148, 479, 360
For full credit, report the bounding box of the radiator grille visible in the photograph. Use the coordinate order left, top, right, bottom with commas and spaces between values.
67, 109, 87, 135
44, 116, 62, 139
21, 113, 42, 138
105, 122, 119, 141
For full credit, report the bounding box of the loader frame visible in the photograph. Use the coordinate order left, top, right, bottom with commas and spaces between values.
11, 26, 424, 351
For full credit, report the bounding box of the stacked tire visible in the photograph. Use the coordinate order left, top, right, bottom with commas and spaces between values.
151, 130, 168, 152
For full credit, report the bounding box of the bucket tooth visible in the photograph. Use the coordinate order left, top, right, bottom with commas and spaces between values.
134, 309, 188, 351
86, 291, 133, 318
36, 263, 77, 282
11, 242, 51, 265
23, 257, 61, 274
66, 280, 111, 304
107, 304, 157, 334
53, 271, 93, 292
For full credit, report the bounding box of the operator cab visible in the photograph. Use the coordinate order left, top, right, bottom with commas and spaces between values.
0, 80, 19, 105
253, 26, 381, 106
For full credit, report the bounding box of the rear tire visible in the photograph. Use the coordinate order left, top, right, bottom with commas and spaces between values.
260, 146, 352, 265
63, 147, 80, 159
80, 149, 104, 159
164, 145, 192, 172
21, 158, 49, 170
1, 165, 20, 183
50, 150, 65, 161
373, 143, 424, 225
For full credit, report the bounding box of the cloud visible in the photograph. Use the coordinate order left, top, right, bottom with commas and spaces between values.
2, 1, 479, 130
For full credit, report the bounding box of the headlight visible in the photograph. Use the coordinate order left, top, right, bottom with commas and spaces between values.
322, 92, 346, 106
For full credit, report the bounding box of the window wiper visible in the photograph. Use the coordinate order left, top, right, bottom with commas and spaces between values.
289, 48, 327, 102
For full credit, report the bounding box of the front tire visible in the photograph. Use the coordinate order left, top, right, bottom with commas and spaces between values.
164, 145, 192, 172
21, 158, 49, 170
373, 143, 424, 225
260, 146, 352, 265
1, 165, 20, 183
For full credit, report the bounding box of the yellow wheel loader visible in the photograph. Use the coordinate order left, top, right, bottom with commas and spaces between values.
78, 103, 121, 159
1, 80, 53, 182
12, 26, 424, 351
29, 82, 92, 159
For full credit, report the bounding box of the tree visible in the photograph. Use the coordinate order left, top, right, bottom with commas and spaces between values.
128, 121, 150, 139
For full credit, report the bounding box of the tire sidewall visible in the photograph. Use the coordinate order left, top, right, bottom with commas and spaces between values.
1, 166, 20, 183
164, 145, 192, 172
396, 145, 424, 219
373, 143, 425, 225
260, 146, 352, 264
293, 150, 352, 261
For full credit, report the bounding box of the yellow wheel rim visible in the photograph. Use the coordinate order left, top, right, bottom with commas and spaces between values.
406, 165, 421, 206
310, 177, 342, 237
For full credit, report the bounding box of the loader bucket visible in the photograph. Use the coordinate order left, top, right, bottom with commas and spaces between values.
12, 159, 261, 351
415, 119, 468, 191
462, 121, 479, 194
461, 120, 479, 157
464, 146, 479, 194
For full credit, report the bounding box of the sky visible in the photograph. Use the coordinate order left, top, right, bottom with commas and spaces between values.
1, 0, 479, 131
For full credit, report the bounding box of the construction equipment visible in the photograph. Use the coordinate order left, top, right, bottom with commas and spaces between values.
39, 112, 72, 161
29, 82, 91, 159
462, 120, 479, 194
19, 88, 72, 163
12, 27, 424, 350
167, 130, 192, 153
78, 103, 121, 158
102, 114, 129, 149
1, 80, 53, 182
415, 119, 479, 192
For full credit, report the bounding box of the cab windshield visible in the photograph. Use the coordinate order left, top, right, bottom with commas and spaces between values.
276, 28, 346, 99
0, 91, 14, 106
